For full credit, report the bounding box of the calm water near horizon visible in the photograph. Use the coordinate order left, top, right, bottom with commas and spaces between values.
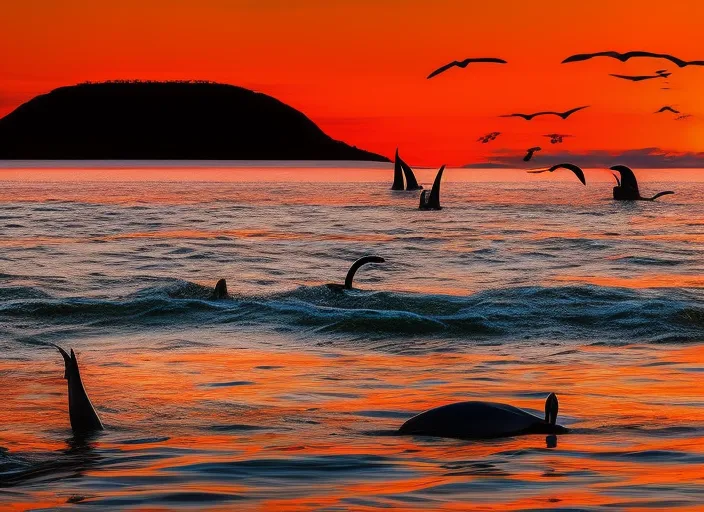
1, 162, 703, 510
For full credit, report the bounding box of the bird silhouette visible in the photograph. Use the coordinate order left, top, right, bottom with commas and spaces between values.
527, 163, 586, 185
562, 51, 704, 68
501, 106, 588, 120
523, 147, 541, 162
610, 73, 670, 81
655, 69, 668, 75
427, 58, 507, 79
676, 114, 693, 121
655, 106, 680, 114
543, 133, 571, 144
477, 132, 501, 143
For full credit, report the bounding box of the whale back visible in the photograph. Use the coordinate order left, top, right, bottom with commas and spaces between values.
391, 149, 405, 190
399, 401, 550, 439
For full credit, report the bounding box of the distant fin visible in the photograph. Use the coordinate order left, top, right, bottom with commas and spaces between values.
344, 256, 385, 289
398, 155, 422, 190
391, 148, 405, 190
211, 278, 229, 299
420, 165, 445, 210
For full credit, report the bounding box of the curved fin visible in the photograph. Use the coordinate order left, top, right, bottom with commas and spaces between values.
398, 155, 422, 190
610, 165, 639, 193
391, 149, 405, 190
425, 165, 445, 209
344, 256, 385, 289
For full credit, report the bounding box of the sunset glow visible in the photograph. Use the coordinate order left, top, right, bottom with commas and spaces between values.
2, 1, 704, 164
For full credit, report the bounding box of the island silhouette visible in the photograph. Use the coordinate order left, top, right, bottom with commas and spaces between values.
0, 81, 388, 161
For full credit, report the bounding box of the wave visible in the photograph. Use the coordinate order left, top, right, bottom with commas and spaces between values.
1, 282, 702, 345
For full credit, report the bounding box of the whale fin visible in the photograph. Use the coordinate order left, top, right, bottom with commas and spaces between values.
545, 393, 558, 425
391, 149, 405, 190
51, 345, 104, 433
610, 165, 640, 195
399, 155, 422, 190
420, 165, 445, 210
344, 256, 385, 289
211, 278, 229, 299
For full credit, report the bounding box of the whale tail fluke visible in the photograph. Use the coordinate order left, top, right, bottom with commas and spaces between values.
391, 148, 405, 190
419, 165, 445, 210
211, 279, 229, 299
647, 191, 675, 201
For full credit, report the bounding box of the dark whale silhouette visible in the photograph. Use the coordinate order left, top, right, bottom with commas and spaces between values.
419, 165, 445, 210
399, 393, 567, 439
523, 147, 541, 162
392, 149, 423, 191
500, 106, 588, 120
51, 344, 104, 434
562, 51, 704, 68
610, 165, 675, 201
427, 57, 507, 79
326, 256, 386, 291
391, 149, 405, 190
210, 279, 229, 299
527, 163, 586, 185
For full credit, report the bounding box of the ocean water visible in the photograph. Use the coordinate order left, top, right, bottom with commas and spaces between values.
0, 162, 702, 511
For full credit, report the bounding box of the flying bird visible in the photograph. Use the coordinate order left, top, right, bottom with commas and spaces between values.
527, 163, 586, 185
427, 57, 507, 79
655, 69, 668, 75
477, 132, 501, 143
543, 134, 571, 144
655, 106, 680, 114
562, 51, 704, 68
501, 106, 589, 120
523, 147, 541, 162
610, 73, 670, 81
676, 114, 693, 121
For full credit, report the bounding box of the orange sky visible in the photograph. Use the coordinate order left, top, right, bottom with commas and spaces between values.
1, 0, 703, 165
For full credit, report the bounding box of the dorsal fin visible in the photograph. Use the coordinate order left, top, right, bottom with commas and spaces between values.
344, 256, 385, 289
391, 148, 405, 190
398, 155, 422, 190
427, 165, 445, 209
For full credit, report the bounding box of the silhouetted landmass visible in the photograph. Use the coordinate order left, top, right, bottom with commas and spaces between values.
0, 81, 389, 161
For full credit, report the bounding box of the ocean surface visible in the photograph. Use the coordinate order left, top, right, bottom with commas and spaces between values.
0, 162, 702, 511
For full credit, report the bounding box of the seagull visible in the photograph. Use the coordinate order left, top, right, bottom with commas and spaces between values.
527, 163, 586, 185
610, 73, 670, 81
543, 133, 571, 144
427, 58, 507, 79
501, 106, 588, 120
477, 132, 501, 143
676, 114, 693, 121
562, 51, 704, 68
655, 106, 680, 114
523, 147, 541, 162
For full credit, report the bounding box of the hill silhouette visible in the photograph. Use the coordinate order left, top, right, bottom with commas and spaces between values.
0, 81, 388, 161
